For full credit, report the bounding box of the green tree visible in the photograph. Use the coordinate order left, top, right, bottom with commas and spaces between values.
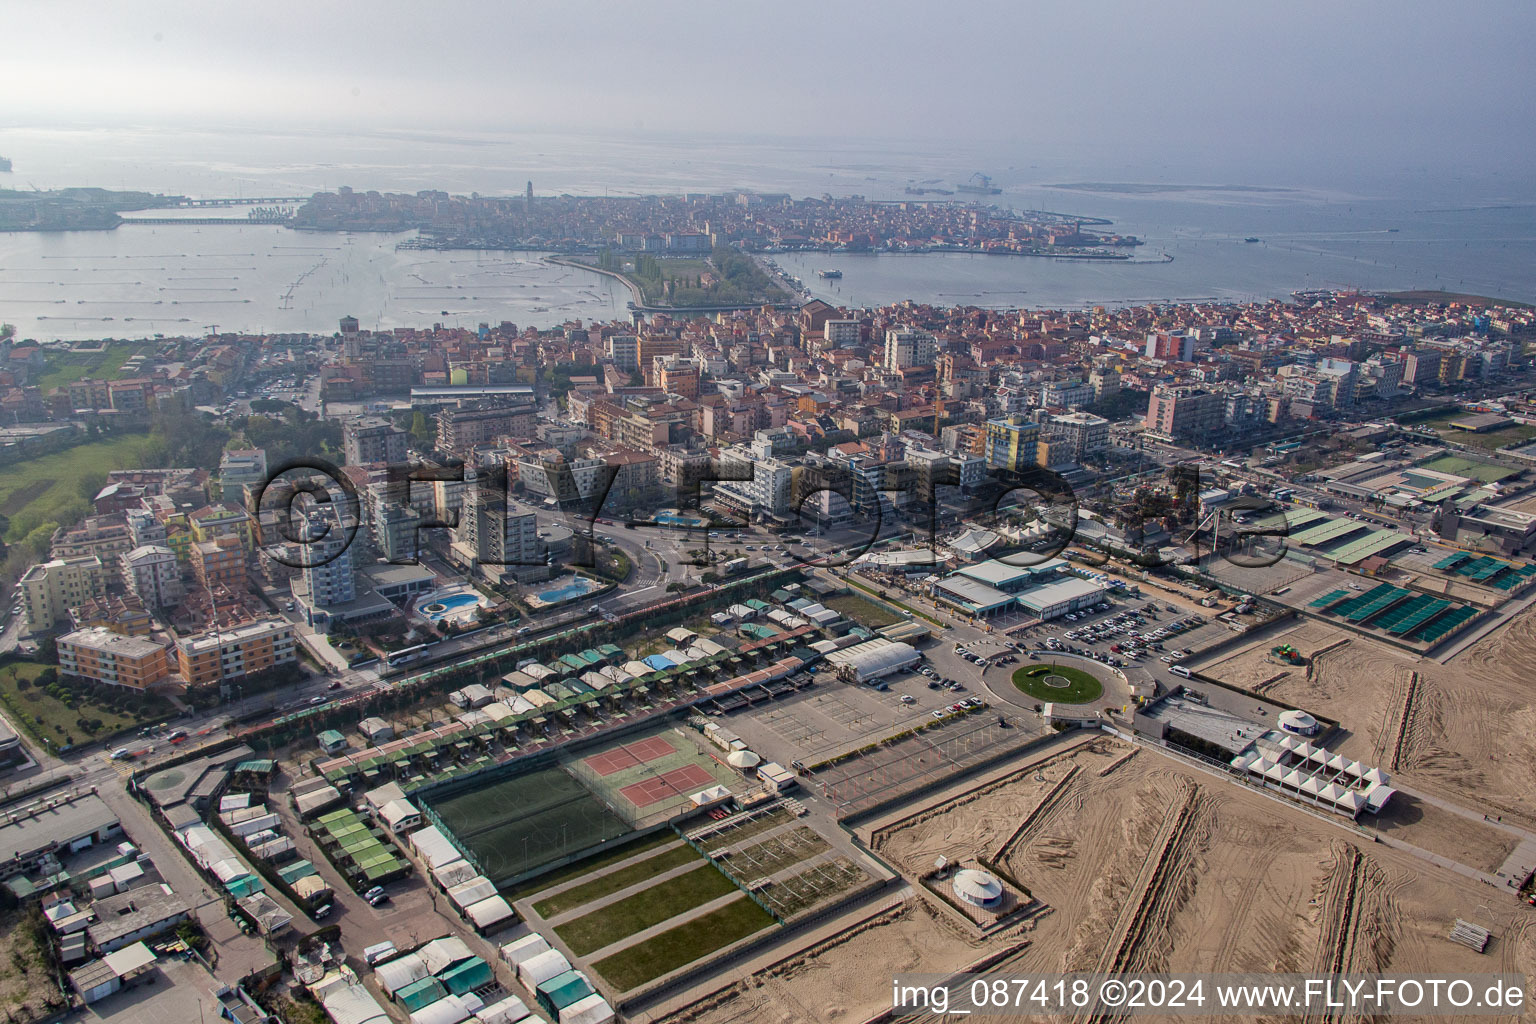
409, 411, 435, 447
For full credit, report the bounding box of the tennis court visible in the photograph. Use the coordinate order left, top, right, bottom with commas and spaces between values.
619, 764, 714, 808
583, 736, 677, 776
566, 723, 741, 828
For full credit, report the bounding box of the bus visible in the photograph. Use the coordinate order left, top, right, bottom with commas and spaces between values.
385, 644, 431, 668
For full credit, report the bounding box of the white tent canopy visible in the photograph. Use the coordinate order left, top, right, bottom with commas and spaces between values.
418, 936, 474, 975
410, 995, 471, 1024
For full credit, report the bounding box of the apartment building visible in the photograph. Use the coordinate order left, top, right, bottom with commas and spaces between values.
189, 504, 254, 551
657, 359, 700, 399
21, 556, 109, 633
299, 508, 356, 607
218, 449, 269, 495
176, 618, 297, 687
436, 402, 536, 455
823, 319, 861, 348
884, 327, 937, 371
984, 415, 1040, 473
50, 516, 132, 563
192, 535, 247, 592
516, 451, 605, 503
1143, 385, 1224, 442
713, 438, 793, 517
370, 500, 423, 564
57, 627, 172, 690
124, 508, 168, 549
606, 335, 638, 371
120, 545, 183, 610
344, 417, 408, 467
1040, 379, 1093, 410
1042, 411, 1110, 462
602, 448, 661, 510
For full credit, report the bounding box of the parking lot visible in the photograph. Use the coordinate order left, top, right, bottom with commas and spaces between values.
725, 667, 994, 769
808, 710, 1047, 819
1000, 597, 1230, 672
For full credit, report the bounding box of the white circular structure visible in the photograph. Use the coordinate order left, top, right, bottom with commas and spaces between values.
1278, 709, 1320, 736
726, 749, 761, 769
952, 868, 1004, 908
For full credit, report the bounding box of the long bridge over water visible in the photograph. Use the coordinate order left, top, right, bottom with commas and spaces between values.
169, 196, 310, 208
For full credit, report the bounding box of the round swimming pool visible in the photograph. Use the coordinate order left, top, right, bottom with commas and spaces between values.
416, 589, 488, 623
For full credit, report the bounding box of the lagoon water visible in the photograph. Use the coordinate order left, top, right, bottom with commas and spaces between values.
2, 125, 1533, 339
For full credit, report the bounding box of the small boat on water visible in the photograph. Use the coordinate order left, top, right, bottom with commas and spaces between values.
1244, 237, 1261, 243
816, 269, 843, 279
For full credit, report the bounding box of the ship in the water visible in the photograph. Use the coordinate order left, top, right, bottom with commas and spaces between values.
1244, 236, 1260, 243
817, 269, 842, 279
0, 157, 11, 172
955, 172, 1001, 195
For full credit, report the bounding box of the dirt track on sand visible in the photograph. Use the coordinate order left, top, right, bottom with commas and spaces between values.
655, 742, 1536, 1024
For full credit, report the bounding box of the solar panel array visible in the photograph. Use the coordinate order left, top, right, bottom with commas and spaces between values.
1330, 583, 1409, 622
1410, 605, 1478, 643
1370, 594, 1451, 636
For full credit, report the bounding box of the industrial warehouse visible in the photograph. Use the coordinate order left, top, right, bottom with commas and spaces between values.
929, 557, 1111, 620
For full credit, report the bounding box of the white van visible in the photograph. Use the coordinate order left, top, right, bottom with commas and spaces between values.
1170, 665, 1192, 678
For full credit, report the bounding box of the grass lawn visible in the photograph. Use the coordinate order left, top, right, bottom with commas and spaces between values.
1380, 290, 1532, 309
35, 342, 151, 392
1401, 414, 1536, 453
1418, 454, 1521, 483
0, 908, 61, 1021
845, 577, 947, 628
0, 432, 155, 542
1446, 424, 1536, 452
1012, 663, 1104, 704
0, 660, 177, 751
532, 843, 701, 919
501, 831, 673, 904
555, 863, 739, 955
824, 593, 900, 628
591, 895, 775, 992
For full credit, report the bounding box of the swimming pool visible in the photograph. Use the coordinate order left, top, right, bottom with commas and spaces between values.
527, 574, 601, 609
415, 587, 490, 624
653, 512, 707, 528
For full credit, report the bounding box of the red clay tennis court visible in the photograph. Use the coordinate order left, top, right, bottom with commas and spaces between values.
582, 736, 678, 777
618, 764, 714, 808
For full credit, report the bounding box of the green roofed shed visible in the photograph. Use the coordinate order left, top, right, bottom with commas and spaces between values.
396, 977, 447, 1012
441, 957, 494, 995
226, 874, 264, 898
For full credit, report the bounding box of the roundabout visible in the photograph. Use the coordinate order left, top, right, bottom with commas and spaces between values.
970, 650, 1133, 723
1011, 664, 1104, 704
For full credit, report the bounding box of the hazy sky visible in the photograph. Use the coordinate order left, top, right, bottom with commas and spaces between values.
7, 0, 1535, 177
